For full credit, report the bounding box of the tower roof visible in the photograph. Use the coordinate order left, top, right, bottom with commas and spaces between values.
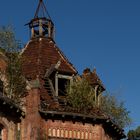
26, 0, 54, 39
34, 0, 51, 19
82, 68, 105, 92
23, 0, 77, 79
22, 37, 77, 80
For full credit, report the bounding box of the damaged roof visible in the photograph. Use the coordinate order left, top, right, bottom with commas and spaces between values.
22, 37, 77, 79
0, 93, 25, 122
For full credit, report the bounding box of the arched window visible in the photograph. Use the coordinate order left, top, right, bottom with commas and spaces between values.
0, 80, 3, 94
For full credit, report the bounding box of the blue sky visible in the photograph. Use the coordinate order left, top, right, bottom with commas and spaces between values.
0, 0, 140, 133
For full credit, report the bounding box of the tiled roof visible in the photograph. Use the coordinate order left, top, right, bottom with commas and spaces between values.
22, 37, 77, 80
0, 93, 25, 122
82, 68, 105, 91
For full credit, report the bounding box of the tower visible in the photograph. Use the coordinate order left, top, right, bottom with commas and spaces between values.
21, 0, 78, 138
26, 0, 54, 39
22, 0, 77, 106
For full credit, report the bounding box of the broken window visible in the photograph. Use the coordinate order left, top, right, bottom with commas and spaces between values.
54, 73, 73, 105
58, 78, 69, 96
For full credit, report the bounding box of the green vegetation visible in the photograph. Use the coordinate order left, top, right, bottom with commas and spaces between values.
66, 78, 132, 128
100, 92, 132, 128
66, 79, 96, 113
0, 26, 26, 102
127, 126, 140, 140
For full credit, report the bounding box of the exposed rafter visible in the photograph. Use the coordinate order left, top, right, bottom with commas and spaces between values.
34, 0, 51, 19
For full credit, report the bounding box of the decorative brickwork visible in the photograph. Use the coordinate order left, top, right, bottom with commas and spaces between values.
40, 120, 114, 140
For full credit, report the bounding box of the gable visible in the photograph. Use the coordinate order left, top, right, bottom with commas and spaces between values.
22, 37, 77, 80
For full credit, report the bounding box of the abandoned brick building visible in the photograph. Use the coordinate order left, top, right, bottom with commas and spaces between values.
0, 0, 126, 139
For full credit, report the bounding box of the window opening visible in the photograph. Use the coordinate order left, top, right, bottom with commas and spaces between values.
0, 80, 3, 94
58, 78, 69, 96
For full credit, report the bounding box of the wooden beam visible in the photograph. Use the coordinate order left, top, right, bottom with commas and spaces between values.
55, 72, 58, 96
57, 74, 72, 80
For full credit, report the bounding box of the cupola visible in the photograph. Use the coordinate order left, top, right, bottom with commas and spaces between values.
25, 0, 54, 39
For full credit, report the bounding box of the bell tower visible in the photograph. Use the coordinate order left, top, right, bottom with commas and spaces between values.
26, 0, 54, 39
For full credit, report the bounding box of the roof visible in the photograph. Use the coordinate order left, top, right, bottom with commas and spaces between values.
22, 37, 77, 80
82, 68, 105, 91
34, 0, 51, 19
0, 93, 25, 122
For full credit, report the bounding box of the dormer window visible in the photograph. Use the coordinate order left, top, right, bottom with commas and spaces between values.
44, 69, 73, 105
55, 73, 73, 97
55, 73, 73, 105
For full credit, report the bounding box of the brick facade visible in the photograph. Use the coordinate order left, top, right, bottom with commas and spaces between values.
45, 120, 112, 140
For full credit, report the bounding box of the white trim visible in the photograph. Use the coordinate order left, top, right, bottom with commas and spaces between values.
20, 40, 32, 55
57, 74, 72, 80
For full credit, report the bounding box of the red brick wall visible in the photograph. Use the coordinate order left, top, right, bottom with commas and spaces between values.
40, 119, 114, 140
21, 88, 41, 140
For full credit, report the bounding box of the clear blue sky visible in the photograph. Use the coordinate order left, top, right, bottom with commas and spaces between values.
0, 0, 140, 133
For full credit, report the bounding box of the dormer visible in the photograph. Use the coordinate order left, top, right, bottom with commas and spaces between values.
82, 68, 105, 106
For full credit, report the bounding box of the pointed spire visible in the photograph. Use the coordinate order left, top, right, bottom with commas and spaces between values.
34, 0, 51, 19
26, 0, 55, 39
